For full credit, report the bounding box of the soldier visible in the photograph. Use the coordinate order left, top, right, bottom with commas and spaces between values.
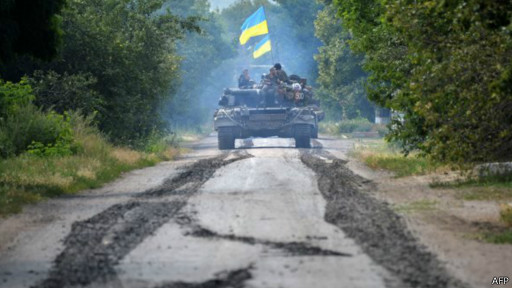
274, 63, 289, 83
264, 67, 279, 85
262, 67, 279, 106
238, 69, 254, 89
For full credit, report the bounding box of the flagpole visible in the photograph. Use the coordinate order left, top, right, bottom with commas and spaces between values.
263, 5, 275, 64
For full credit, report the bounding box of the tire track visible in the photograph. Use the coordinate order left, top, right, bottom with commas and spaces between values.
34, 152, 252, 288
301, 150, 467, 288
176, 215, 351, 257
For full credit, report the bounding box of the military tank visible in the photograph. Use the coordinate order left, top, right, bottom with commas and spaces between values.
213, 80, 324, 150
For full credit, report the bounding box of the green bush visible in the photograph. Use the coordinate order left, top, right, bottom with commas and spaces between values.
0, 79, 76, 158
30, 70, 101, 116
338, 117, 373, 133
0, 78, 34, 117
26, 112, 76, 157
144, 130, 177, 154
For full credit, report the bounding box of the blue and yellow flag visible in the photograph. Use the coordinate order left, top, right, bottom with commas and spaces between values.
239, 7, 269, 45
253, 35, 271, 59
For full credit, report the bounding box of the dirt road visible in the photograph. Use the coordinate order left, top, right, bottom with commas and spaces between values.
0, 135, 465, 288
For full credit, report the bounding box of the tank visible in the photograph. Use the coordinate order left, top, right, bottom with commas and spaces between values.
213, 81, 324, 150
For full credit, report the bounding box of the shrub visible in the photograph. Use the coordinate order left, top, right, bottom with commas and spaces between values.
0, 78, 34, 117
26, 112, 76, 157
338, 117, 373, 133
29, 70, 102, 116
0, 79, 76, 158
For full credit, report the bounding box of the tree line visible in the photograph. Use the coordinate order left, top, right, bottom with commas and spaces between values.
1, 0, 238, 158
1, 0, 324, 158
315, 0, 512, 164
2, 0, 509, 164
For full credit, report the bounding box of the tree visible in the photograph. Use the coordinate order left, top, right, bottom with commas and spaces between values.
274, 0, 323, 82
163, 0, 235, 127
32, 0, 200, 146
0, 0, 65, 65
385, 0, 512, 162
333, 0, 512, 163
314, 1, 373, 121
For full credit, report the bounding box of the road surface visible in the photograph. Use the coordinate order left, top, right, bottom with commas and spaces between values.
0, 135, 465, 288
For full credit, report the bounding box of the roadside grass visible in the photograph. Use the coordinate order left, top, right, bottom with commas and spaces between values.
432, 175, 512, 244
430, 173, 512, 201
349, 140, 442, 177
477, 205, 512, 244
483, 230, 512, 244
174, 124, 212, 144
457, 186, 512, 201
319, 120, 388, 138
393, 200, 438, 214
475, 205, 512, 244
0, 117, 181, 216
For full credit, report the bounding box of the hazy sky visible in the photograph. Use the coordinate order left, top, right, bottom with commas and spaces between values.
208, 0, 238, 10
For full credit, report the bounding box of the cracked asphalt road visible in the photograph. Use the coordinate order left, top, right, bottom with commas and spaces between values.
0, 134, 464, 288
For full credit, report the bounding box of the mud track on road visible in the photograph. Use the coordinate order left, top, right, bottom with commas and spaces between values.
301, 151, 467, 288
176, 215, 351, 257
34, 152, 252, 288
155, 267, 252, 288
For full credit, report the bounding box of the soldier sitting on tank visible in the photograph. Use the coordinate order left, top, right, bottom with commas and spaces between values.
238, 69, 255, 89
261, 67, 280, 106
274, 63, 289, 84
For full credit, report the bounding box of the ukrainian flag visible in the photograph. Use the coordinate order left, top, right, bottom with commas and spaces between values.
253, 35, 271, 59
239, 7, 269, 45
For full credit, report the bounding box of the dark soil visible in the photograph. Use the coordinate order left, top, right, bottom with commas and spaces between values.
176, 215, 351, 257
141, 152, 252, 198
156, 267, 252, 288
300, 150, 467, 288
33, 153, 252, 288
30, 146, 469, 288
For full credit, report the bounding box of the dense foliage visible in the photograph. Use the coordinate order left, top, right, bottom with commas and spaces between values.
333, 0, 512, 163
0, 79, 74, 158
164, 0, 234, 127
1, 0, 327, 152
314, 0, 373, 121
34, 0, 200, 146
0, 0, 65, 64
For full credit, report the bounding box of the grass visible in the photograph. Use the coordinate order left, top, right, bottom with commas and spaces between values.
173, 124, 212, 144
458, 187, 512, 201
434, 179, 512, 244
474, 204, 512, 244
350, 140, 442, 177
483, 230, 512, 244
431, 173, 512, 201
319, 120, 388, 138
393, 200, 438, 213
0, 117, 181, 216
